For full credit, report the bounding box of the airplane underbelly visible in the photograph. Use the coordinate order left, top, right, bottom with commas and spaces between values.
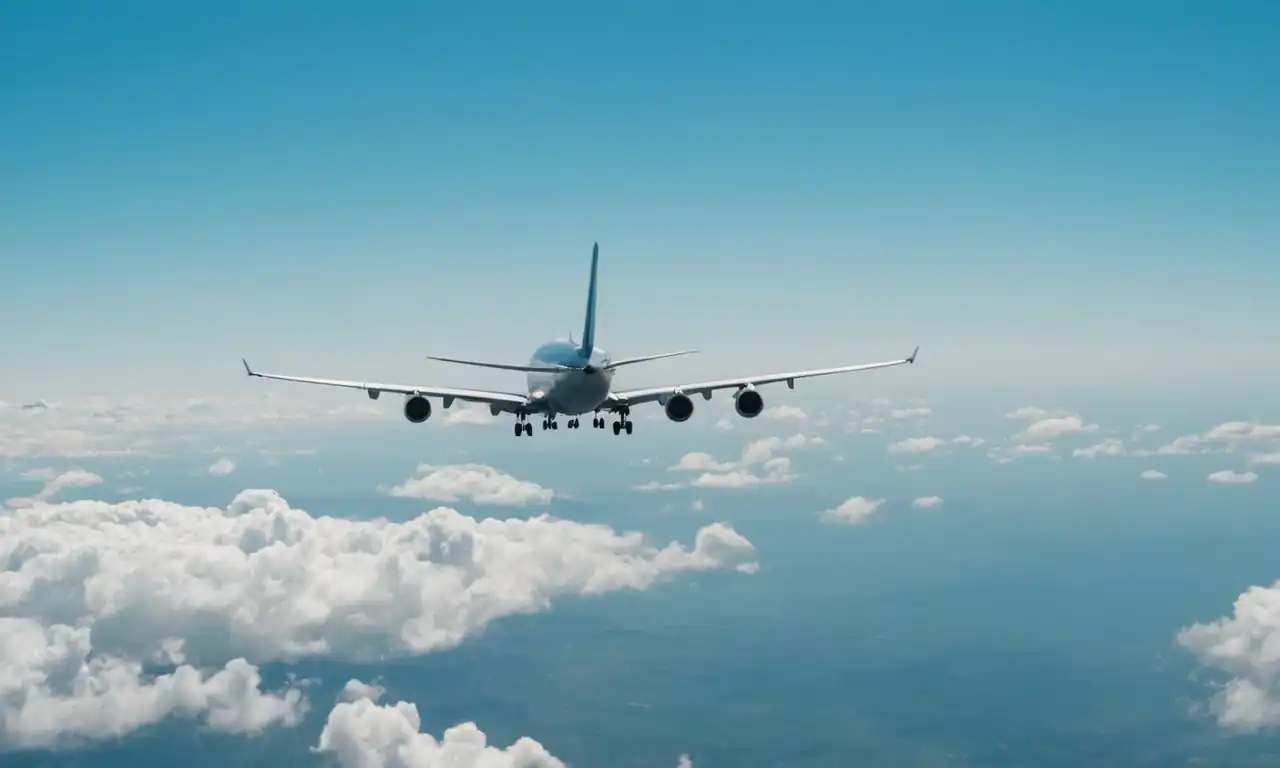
550, 372, 610, 415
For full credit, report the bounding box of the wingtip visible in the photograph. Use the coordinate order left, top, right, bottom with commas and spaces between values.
908, 346, 919, 364
241, 358, 253, 376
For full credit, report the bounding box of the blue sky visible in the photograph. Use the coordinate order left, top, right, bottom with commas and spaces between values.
2, 1, 1278, 402
1, 3, 1279, 766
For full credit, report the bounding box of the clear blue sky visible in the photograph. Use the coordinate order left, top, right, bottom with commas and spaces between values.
2, 1, 1277, 400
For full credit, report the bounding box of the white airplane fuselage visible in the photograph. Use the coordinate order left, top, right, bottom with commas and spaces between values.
526, 340, 616, 416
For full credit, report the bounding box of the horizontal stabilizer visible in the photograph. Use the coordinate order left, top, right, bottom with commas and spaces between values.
426, 355, 566, 374
604, 350, 699, 370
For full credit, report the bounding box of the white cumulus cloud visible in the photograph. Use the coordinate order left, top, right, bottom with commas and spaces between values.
662, 434, 817, 490
761, 405, 808, 423
0, 617, 304, 751
1140, 469, 1167, 481
340, 679, 386, 704
888, 436, 946, 455
819, 496, 884, 525
911, 496, 944, 509
1072, 438, 1126, 459
0, 490, 756, 666
0, 486, 758, 750
1178, 581, 1280, 732
1208, 470, 1258, 485
1017, 415, 1098, 443
442, 404, 499, 426
389, 464, 554, 506
208, 457, 236, 476
315, 686, 696, 768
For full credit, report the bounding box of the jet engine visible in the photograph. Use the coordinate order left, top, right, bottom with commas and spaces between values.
664, 393, 695, 423
734, 388, 764, 418
403, 395, 432, 423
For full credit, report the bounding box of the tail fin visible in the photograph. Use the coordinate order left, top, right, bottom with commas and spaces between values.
579, 242, 599, 358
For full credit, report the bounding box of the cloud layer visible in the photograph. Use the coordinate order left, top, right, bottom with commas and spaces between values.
317, 681, 696, 768
0, 489, 756, 749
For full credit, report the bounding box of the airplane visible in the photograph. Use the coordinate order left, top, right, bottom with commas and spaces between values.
241, 243, 919, 438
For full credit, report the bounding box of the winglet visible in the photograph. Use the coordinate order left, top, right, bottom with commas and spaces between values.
907, 346, 919, 364
242, 358, 255, 376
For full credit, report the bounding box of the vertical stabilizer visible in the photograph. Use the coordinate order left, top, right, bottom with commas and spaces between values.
579, 242, 599, 358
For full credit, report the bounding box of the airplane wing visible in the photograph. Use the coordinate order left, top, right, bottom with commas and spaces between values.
608, 347, 919, 407
241, 360, 537, 413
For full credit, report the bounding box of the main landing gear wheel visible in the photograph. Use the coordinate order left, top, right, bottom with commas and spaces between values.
612, 421, 621, 435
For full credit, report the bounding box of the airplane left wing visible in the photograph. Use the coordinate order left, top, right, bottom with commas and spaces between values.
608, 347, 919, 407
241, 360, 538, 413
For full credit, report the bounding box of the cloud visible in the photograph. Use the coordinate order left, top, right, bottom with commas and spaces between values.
339, 679, 385, 704
1178, 582, 1280, 732
1016, 415, 1098, 443
1072, 438, 1126, 459
5, 468, 103, 509
1206, 422, 1280, 442
1130, 423, 1162, 441
1139, 420, 1280, 458
690, 500, 705, 511
315, 687, 696, 768
951, 435, 987, 447
712, 417, 734, 432
633, 480, 684, 492
911, 496, 944, 509
1248, 453, 1280, 467
389, 464, 555, 506
889, 407, 931, 420
819, 496, 884, 525
0, 394, 390, 459
208, 457, 236, 476
669, 452, 735, 473
0, 617, 305, 750
662, 434, 818, 490
1004, 406, 1072, 421
442, 404, 499, 426
887, 436, 946, 455
1140, 469, 1167, 480
0, 490, 757, 667
316, 696, 567, 768
761, 405, 808, 423
1207, 470, 1258, 485
692, 458, 795, 489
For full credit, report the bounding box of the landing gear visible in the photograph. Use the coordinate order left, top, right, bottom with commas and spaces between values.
566, 418, 581, 429
608, 406, 634, 436
541, 418, 559, 431
513, 414, 534, 437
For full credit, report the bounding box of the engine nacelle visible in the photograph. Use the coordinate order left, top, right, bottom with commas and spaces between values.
734, 388, 764, 418
664, 393, 694, 423
403, 395, 432, 423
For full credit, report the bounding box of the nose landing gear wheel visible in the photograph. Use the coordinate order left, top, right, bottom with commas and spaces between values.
624, 421, 633, 435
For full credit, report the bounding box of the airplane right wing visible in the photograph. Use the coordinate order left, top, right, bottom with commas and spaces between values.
609, 347, 919, 407
241, 360, 538, 413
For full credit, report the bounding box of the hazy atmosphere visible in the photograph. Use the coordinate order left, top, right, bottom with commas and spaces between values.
2, 2, 1278, 766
